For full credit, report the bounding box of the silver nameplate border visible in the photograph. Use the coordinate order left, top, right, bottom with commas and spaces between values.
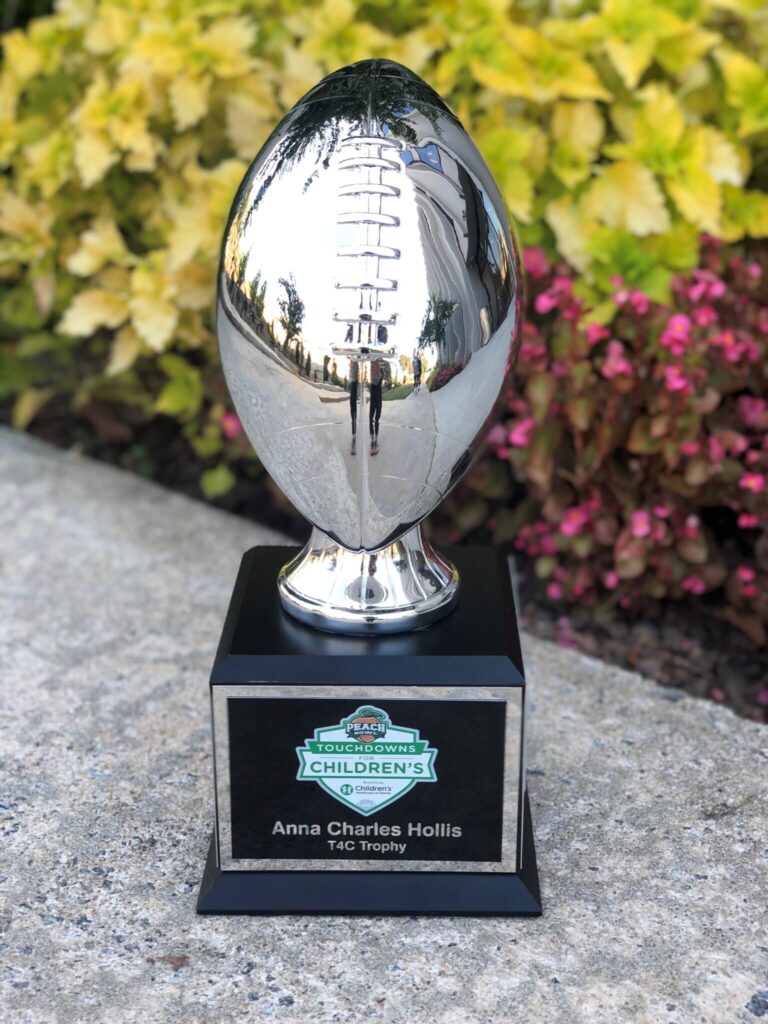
211, 684, 524, 873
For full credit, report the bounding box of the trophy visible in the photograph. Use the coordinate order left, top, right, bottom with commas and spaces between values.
197, 60, 540, 915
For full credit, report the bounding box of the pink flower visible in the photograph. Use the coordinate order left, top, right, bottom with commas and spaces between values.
603, 570, 619, 589
742, 584, 757, 598
680, 441, 700, 456
687, 279, 708, 303
534, 275, 577, 316
739, 472, 765, 493
737, 396, 768, 429
668, 313, 691, 335
687, 270, 727, 303
713, 331, 760, 365
712, 329, 737, 350
682, 575, 707, 595
659, 314, 692, 357
722, 432, 749, 455
486, 423, 507, 446
663, 365, 692, 394
547, 582, 563, 600
221, 412, 242, 438
629, 290, 650, 315
601, 340, 634, 379
738, 513, 760, 528
561, 302, 581, 322
740, 337, 761, 363
737, 565, 756, 582
534, 291, 558, 315
653, 504, 671, 519
519, 340, 547, 364
651, 520, 668, 541
524, 247, 550, 280
553, 275, 574, 297
586, 322, 610, 347
561, 505, 590, 537
693, 305, 717, 327
508, 417, 536, 447
630, 510, 652, 538
708, 436, 725, 463
747, 261, 762, 280
659, 334, 685, 357
540, 535, 558, 555
708, 278, 726, 300
678, 514, 700, 540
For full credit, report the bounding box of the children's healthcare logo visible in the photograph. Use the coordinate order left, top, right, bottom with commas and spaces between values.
296, 705, 438, 815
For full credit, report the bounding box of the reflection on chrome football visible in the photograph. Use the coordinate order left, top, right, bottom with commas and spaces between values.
218, 59, 522, 634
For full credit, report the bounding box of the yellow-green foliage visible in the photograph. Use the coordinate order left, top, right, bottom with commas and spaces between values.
1, 0, 767, 485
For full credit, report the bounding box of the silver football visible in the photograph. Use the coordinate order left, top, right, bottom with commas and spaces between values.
218, 60, 522, 633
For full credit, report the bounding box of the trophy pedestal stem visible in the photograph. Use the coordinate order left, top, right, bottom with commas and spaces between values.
277, 525, 459, 635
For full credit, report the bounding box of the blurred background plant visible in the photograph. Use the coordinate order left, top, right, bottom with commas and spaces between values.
433, 239, 768, 629
1, 0, 767, 714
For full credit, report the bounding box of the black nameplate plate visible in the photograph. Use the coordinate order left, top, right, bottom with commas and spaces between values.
228, 697, 506, 863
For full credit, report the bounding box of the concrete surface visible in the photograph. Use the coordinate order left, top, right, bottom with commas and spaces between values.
0, 427, 766, 1024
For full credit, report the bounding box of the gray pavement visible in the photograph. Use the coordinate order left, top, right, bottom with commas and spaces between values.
0, 427, 766, 1024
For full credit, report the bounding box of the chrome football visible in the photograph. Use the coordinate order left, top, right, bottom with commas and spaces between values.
218, 59, 521, 633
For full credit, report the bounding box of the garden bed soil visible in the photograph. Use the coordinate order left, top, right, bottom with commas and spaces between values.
516, 575, 767, 724
7, 408, 766, 724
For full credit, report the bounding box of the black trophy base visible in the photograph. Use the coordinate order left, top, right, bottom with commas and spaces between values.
197, 545, 541, 918
197, 793, 540, 917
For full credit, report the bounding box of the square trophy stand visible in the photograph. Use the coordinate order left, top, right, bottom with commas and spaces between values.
197, 545, 541, 916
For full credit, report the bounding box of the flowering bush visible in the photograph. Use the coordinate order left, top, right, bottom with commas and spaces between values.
428, 362, 464, 393
0, 0, 767, 627
452, 239, 768, 641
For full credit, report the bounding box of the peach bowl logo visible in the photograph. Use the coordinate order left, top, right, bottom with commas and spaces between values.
296, 705, 437, 815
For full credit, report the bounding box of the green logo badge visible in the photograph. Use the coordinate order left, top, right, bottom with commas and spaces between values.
296, 705, 438, 815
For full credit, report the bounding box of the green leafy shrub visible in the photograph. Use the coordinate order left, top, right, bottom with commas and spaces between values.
0, 0, 767, 619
